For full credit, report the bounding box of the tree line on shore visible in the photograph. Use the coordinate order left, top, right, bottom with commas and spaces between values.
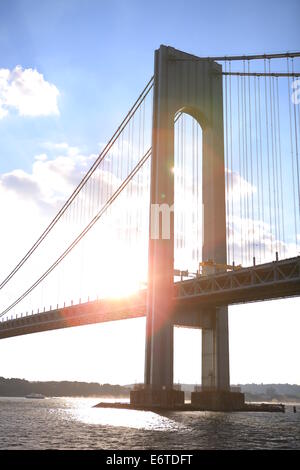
0, 377, 299, 401
0, 377, 130, 397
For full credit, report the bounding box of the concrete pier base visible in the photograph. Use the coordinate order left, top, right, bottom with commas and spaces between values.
94, 400, 285, 413
130, 388, 184, 408
191, 390, 245, 411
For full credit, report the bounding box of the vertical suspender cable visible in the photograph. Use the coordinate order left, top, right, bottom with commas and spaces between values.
240, 64, 244, 264
197, 117, 200, 266
224, 62, 230, 263
268, 60, 278, 255
258, 77, 265, 260
272, 73, 281, 255
276, 76, 286, 257
287, 58, 298, 250
237, 74, 243, 265
229, 61, 234, 263
264, 59, 273, 257
292, 59, 300, 221
192, 117, 195, 263
248, 60, 255, 261
244, 61, 250, 263
254, 76, 261, 262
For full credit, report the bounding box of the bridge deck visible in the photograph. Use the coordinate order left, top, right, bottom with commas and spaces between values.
177, 256, 300, 305
1, 256, 299, 340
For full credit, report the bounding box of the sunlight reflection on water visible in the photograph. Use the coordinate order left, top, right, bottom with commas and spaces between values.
66, 407, 187, 431
1, 397, 299, 450
50, 397, 188, 431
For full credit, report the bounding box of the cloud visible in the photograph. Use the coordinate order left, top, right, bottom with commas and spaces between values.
34, 154, 48, 162
0, 66, 59, 118
0, 143, 97, 219
226, 213, 300, 267
1, 170, 42, 200
43, 142, 77, 153
226, 168, 256, 200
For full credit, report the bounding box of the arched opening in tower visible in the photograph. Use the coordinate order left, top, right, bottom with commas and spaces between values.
174, 111, 203, 277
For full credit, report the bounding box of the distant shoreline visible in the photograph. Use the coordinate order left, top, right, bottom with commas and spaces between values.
1, 396, 300, 404
0, 376, 131, 398
0, 394, 130, 398
1, 377, 300, 403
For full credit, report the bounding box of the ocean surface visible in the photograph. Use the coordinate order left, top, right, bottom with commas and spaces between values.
0, 397, 299, 450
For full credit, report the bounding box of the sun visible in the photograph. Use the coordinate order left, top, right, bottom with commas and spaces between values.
75, 233, 147, 302
100, 269, 143, 299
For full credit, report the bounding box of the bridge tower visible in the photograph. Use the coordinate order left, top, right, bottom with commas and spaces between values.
131, 45, 243, 409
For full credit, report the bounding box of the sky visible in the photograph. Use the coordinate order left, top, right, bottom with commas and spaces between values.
0, 0, 300, 385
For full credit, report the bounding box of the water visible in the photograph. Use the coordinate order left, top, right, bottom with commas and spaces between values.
0, 397, 299, 449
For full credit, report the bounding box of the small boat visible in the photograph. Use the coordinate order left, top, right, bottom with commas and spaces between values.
25, 393, 45, 399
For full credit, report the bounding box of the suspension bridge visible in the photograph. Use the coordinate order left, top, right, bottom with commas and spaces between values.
0, 46, 300, 409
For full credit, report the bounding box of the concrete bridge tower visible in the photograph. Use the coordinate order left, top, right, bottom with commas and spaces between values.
131, 45, 244, 410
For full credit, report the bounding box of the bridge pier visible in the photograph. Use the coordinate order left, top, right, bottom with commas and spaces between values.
191, 306, 244, 410
201, 306, 230, 391
202, 327, 216, 389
